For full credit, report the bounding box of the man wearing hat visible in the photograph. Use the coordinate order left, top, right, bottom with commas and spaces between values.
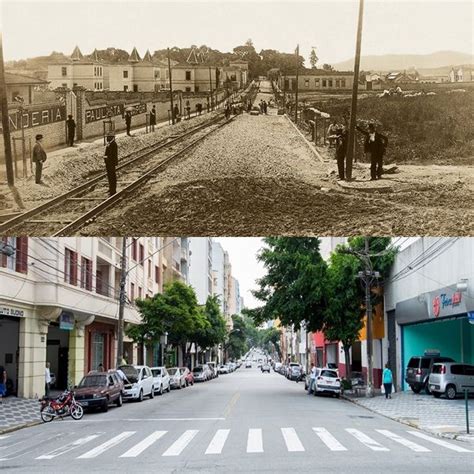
124, 110, 132, 136
66, 114, 76, 146
356, 122, 388, 180
104, 134, 118, 196
32, 134, 47, 184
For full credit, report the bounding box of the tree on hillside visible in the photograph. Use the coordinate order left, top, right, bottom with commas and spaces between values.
323, 237, 397, 379
248, 238, 327, 332
310, 49, 319, 69
322, 63, 335, 71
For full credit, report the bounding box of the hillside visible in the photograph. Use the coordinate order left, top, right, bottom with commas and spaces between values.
333, 51, 474, 71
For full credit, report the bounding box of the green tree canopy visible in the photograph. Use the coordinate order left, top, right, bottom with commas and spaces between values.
195, 295, 227, 350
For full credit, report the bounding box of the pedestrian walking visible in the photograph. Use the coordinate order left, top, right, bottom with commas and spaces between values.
45, 362, 51, 397
0, 365, 6, 403
335, 127, 348, 180
32, 134, 47, 184
149, 105, 156, 132
327, 120, 338, 148
173, 104, 181, 123
185, 100, 191, 119
308, 363, 317, 395
125, 110, 132, 136
356, 122, 388, 180
382, 363, 393, 399
263, 100, 268, 115
66, 115, 76, 146
104, 134, 118, 196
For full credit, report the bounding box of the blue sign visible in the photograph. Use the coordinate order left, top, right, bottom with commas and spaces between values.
468, 311, 474, 325
59, 311, 74, 331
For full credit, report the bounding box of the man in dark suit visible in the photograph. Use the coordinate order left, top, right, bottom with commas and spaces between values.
356, 122, 388, 180
104, 134, 118, 196
125, 111, 132, 136
66, 115, 76, 146
32, 134, 47, 184
335, 127, 348, 181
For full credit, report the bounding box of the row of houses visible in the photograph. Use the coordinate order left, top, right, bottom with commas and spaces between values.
46, 46, 249, 93
276, 237, 473, 392
0, 237, 244, 399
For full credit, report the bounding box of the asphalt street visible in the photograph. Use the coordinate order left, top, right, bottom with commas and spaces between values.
0, 367, 472, 473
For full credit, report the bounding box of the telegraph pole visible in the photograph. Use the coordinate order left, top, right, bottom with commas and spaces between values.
294, 44, 300, 124
364, 237, 374, 397
345, 0, 365, 181
0, 32, 14, 186
116, 237, 128, 368
167, 48, 175, 125
208, 66, 213, 110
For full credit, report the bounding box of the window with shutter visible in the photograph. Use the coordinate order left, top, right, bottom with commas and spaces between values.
155, 265, 160, 284
130, 282, 135, 301
139, 244, 144, 265
15, 237, 28, 274
65, 248, 78, 285
131, 239, 137, 261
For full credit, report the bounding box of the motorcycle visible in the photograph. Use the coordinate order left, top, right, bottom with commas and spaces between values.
40, 389, 84, 422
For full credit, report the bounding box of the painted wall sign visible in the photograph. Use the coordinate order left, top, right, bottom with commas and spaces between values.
432, 291, 463, 318
85, 102, 147, 123
0, 306, 25, 318
0, 105, 67, 133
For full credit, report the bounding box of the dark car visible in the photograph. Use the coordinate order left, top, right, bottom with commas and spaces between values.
75, 372, 123, 412
405, 355, 454, 394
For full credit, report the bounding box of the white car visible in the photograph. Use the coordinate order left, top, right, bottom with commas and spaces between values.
314, 368, 341, 398
119, 365, 154, 402
151, 366, 171, 395
245, 361, 252, 368
168, 367, 187, 389
218, 364, 230, 374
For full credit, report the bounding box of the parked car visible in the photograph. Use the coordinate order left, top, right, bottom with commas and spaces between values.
429, 362, 474, 399
245, 361, 252, 368
193, 365, 208, 382
228, 362, 237, 372
151, 366, 171, 395
288, 363, 303, 382
261, 363, 271, 373
313, 368, 341, 398
168, 367, 187, 389
180, 367, 194, 386
274, 362, 282, 373
405, 355, 454, 394
218, 364, 230, 374
118, 364, 154, 401
207, 362, 218, 378
75, 371, 123, 411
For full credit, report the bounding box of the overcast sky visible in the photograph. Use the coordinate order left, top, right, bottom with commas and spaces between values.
1, 1, 472, 63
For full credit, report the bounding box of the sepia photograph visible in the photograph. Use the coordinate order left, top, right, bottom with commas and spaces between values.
0, 0, 472, 236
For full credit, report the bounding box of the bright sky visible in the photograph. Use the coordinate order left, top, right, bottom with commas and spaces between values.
1, 0, 472, 64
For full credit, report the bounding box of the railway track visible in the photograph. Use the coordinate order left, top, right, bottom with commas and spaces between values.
0, 114, 234, 236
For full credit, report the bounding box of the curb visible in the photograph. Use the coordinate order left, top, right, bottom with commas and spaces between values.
283, 115, 326, 164
0, 420, 41, 435
342, 394, 474, 445
336, 180, 393, 193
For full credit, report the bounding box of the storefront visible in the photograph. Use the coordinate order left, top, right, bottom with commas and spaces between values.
85, 320, 116, 372
396, 286, 474, 390
0, 305, 23, 395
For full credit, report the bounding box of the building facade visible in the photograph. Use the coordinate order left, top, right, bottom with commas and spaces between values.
279, 69, 354, 92
188, 238, 213, 305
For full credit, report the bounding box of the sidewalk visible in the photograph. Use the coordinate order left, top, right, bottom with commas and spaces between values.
344, 390, 474, 444
0, 397, 40, 434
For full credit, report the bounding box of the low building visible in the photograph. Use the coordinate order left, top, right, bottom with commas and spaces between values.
5, 72, 49, 104
385, 70, 419, 83
171, 64, 220, 93
449, 66, 473, 83
278, 69, 354, 91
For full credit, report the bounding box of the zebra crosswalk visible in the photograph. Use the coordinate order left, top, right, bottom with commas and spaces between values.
0, 426, 471, 462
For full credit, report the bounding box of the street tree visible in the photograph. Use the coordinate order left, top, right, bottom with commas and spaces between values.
322, 63, 335, 71
309, 49, 318, 69
226, 314, 248, 360
323, 237, 397, 379
249, 237, 327, 332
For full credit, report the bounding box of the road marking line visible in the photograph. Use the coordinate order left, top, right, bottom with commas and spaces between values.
0, 432, 65, 461
224, 392, 240, 418
376, 430, 430, 452
407, 431, 472, 453
345, 429, 389, 452
312, 427, 347, 451
247, 429, 263, 453
36, 434, 100, 459
162, 430, 199, 457
77, 431, 136, 459
120, 431, 167, 458
281, 428, 305, 452
205, 429, 230, 455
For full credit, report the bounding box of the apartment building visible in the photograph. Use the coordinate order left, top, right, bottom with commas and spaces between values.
188, 238, 213, 305
0, 236, 163, 399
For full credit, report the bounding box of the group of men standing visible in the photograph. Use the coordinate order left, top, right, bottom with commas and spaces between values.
330, 121, 388, 181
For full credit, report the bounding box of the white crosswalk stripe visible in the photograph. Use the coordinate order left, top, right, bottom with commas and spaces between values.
247, 429, 264, 453
162, 430, 199, 457
37, 434, 100, 459
281, 428, 305, 452
407, 431, 472, 453
313, 427, 347, 451
345, 428, 389, 452
120, 431, 167, 458
77, 432, 136, 459
205, 429, 230, 455
376, 430, 431, 452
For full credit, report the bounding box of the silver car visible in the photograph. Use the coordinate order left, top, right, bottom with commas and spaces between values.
151, 367, 171, 395
168, 367, 187, 389
429, 362, 474, 399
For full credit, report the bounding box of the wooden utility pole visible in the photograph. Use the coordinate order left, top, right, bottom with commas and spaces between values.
294, 44, 300, 124
208, 66, 213, 110
167, 48, 175, 125
0, 33, 14, 186
345, 0, 365, 181
116, 237, 128, 368
364, 236, 374, 397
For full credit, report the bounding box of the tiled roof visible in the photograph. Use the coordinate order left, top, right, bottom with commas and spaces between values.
5, 71, 48, 85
